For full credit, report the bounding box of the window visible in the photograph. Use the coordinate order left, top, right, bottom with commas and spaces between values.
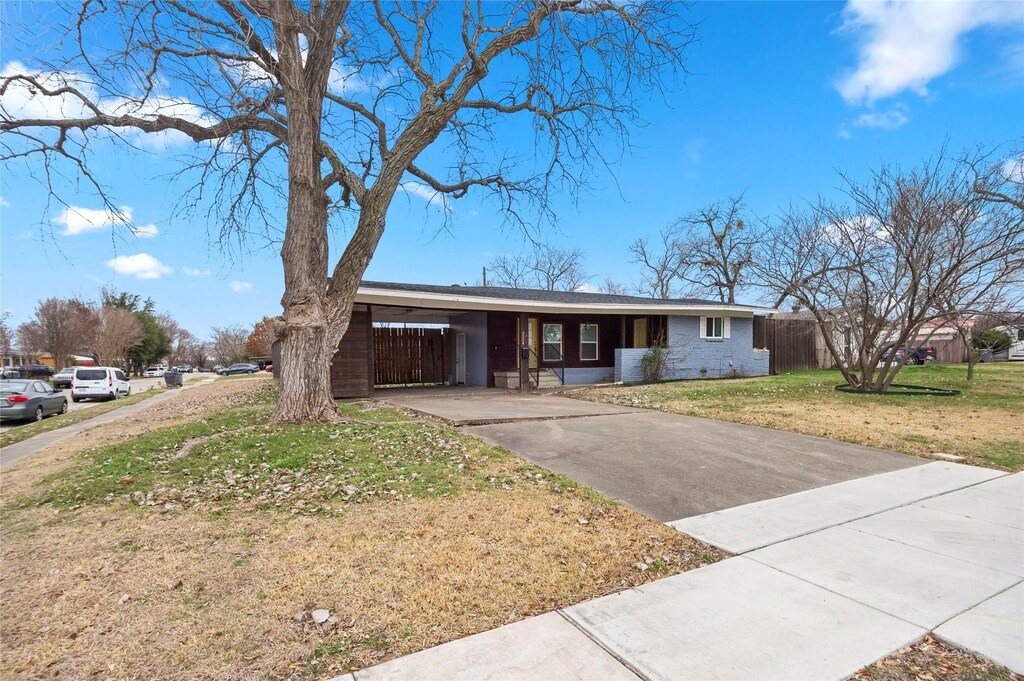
542, 323, 563, 361
580, 323, 599, 360
705, 316, 725, 339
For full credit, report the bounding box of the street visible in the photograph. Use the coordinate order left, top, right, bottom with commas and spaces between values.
0, 374, 207, 432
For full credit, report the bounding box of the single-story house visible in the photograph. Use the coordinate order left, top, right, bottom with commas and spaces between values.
324, 281, 772, 398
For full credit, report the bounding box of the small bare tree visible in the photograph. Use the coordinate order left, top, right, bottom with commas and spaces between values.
90, 307, 145, 367
1, 1, 694, 422
210, 325, 251, 367
488, 245, 590, 291
675, 194, 758, 304
16, 298, 98, 370
758, 149, 1024, 391
629, 226, 689, 299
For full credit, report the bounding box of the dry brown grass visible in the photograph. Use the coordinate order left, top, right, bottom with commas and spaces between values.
855, 635, 1023, 680
1, 378, 721, 680
573, 364, 1024, 470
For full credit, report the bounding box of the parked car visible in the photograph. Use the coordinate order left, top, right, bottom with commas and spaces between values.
0, 379, 68, 422
4, 364, 55, 379
143, 366, 164, 378
71, 366, 131, 402
173, 365, 193, 373
52, 367, 77, 389
264, 363, 273, 372
884, 346, 937, 366
218, 363, 259, 376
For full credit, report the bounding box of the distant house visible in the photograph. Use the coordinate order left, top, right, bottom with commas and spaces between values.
324, 281, 773, 397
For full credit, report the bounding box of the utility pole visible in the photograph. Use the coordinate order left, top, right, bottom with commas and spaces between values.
482, 267, 488, 287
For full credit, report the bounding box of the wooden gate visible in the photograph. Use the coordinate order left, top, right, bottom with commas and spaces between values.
373, 327, 451, 386
754, 317, 821, 374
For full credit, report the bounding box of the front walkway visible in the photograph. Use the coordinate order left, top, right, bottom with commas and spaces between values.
335, 464, 1023, 680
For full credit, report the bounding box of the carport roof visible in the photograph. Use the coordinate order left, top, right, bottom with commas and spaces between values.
356, 281, 775, 316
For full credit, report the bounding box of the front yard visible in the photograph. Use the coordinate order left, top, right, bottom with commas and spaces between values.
0, 377, 721, 680
572, 363, 1024, 471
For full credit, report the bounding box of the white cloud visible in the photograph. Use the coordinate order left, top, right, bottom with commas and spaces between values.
130, 223, 159, 238
106, 253, 173, 280
183, 266, 211, 277
53, 205, 133, 236
0, 196, 11, 208
399, 181, 448, 208
1, 61, 217, 150
852, 106, 910, 131
836, 0, 1024, 105
230, 280, 253, 293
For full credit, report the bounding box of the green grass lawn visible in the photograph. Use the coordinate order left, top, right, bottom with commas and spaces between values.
574, 363, 1024, 471
0, 388, 169, 449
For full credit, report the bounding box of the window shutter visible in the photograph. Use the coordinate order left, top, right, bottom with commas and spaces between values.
724, 317, 731, 339
699, 317, 707, 339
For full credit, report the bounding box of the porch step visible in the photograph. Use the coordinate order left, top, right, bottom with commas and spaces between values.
532, 369, 563, 388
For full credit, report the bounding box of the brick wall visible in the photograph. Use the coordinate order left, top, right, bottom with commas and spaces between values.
664, 316, 770, 378
614, 348, 647, 382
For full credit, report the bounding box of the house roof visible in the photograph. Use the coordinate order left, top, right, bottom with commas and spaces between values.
356, 281, 774, 317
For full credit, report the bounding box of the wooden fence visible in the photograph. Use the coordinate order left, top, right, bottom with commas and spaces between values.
373, 326, 451, 386
754, 317, 822, 374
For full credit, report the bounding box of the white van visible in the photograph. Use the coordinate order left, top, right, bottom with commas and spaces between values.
71, 367, 131, 402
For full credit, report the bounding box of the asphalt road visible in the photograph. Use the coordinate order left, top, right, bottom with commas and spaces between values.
0, 374, 203, 432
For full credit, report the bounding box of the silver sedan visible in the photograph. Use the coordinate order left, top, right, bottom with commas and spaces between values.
0, 379, 69, 422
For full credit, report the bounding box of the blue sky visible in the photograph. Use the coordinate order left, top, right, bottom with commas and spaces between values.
2, 1, 1022, 338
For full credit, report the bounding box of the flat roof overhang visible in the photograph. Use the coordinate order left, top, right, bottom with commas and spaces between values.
357, 287, 773, 317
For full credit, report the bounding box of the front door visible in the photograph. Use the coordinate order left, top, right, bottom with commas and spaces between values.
528, 318, 539, 368
455, 332, 467, 384
634, 317, 648, 348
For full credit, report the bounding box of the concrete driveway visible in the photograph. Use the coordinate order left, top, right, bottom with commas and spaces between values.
384, 391, 922, 521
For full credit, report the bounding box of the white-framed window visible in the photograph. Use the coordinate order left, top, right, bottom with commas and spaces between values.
542, 323, 563, 361
700, 316, 729, 340
580, 323, 599, 361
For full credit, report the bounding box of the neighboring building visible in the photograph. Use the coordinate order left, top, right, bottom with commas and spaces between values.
326, 281, 772, 398
994, 324, 1024, 362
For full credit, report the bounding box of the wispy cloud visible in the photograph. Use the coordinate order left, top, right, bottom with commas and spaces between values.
852, 105, 910, 131
106, 253, 172, 280
53, 205, 133, 236
0, 196, 10, 208
130, 224, 159, 238
183, 266, 211, 277
230, 280, 253, 293
835, 0, 1024, 105
399, 181, 448, 208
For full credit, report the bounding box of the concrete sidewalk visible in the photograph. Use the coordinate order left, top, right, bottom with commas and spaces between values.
336, 464, 1023, 680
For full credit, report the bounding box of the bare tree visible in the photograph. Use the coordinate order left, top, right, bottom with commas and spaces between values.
155, 314, 195, 368
16, 298, 97, 370
0, 311, 13, 367
1, 1, 694, 422
210, 325, 251, 367
758, 149, 1024, 391
599, 278, 630, 296
185, 341, 210, 370
90, 307, 145, 367
628, 225, 688, 299
675, 194, 758, 304
488, 245, 589, 291
487, 253, 533, 289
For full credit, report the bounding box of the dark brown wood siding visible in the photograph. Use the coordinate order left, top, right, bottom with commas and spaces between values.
487, 312, 519, 387
755, 316, 819, 374
330, 306, 373, 398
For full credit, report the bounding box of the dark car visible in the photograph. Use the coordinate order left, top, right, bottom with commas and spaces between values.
0, 379, 68, 422
218, 363, 259, 376
4, 364, 55, 379
883, 346, 937, 366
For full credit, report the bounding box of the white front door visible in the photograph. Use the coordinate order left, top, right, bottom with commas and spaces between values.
455, 332, 467, 384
